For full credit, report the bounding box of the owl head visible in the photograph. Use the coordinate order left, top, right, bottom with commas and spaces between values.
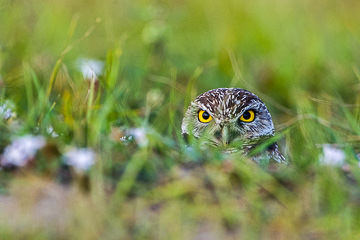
182, 88, 276, 148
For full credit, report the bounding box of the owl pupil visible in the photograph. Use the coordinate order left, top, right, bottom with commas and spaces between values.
202, 111, 210, 120
242, 111, 251, 120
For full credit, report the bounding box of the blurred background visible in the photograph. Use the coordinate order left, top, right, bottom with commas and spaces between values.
2, 0, 360, 108
1, 0, 360, 239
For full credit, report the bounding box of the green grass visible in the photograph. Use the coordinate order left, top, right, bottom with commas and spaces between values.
1, 0, 360, 239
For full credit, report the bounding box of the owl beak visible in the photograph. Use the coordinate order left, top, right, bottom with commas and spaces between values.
214, 122, 234, 146
221, 125, 231, 146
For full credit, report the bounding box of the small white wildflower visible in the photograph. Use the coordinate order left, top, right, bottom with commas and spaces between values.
76, 58, 104, 81
64, 148, 96, 172
0, 101, 16, 120
46, 125, 59, 138
119, 135, 134, 145
319, 145, 346, 167
1, 135, 46, 167
125, 127, 148, 147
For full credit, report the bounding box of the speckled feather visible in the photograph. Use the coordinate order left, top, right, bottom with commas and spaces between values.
195, 88, 259, 119
182, 88, 287, 164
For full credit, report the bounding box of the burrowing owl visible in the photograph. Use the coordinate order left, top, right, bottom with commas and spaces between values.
182, 88, 287, 164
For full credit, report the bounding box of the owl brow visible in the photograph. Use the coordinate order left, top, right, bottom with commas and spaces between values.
235, 102, 260, 117
193, 100, 215, 114
198, 105, 213, 114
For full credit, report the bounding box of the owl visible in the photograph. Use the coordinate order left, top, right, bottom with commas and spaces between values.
181, 88, 287, 164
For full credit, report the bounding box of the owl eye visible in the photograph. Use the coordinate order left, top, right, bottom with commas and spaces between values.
198, 110, 213, 123
239, 110, 255, 123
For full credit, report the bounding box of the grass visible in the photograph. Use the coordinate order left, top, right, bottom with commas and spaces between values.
1, 0, 360, 239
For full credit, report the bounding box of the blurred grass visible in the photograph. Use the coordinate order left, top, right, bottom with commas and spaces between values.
1, 0, 360, 239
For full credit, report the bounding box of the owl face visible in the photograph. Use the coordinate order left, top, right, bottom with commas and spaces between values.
182, 88, 275, 147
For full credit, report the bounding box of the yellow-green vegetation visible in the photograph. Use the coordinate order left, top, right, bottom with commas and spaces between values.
1, 0, 360, 239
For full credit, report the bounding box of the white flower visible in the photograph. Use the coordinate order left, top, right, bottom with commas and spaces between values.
119, 135, 134, 145
0, 101, 16, 120
125, 127, 149, 147
76, 58, 104, 80
46, 125, 59, 138
1, 135, 46, 167
64, 148, 96, 172
319, 144, 346, 167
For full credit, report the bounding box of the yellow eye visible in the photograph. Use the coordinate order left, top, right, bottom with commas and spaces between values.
198, 110, 213, 123
239, 110, 255, 123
